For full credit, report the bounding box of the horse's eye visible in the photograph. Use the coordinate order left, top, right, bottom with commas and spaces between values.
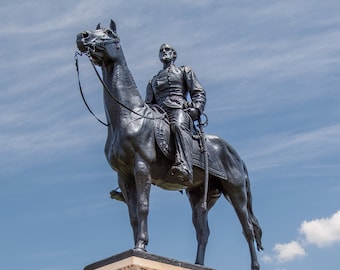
82, 32, 89, 38
105, 29, 113, 36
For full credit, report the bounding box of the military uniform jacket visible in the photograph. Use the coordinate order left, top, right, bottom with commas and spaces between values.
145, 65, 206, 113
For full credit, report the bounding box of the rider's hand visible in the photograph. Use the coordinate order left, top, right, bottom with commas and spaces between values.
187, 108, 200, 121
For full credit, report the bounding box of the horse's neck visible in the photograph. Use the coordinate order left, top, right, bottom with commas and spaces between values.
102, 57, 145, 125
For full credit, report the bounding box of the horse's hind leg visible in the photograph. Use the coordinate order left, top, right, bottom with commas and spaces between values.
186, 183, 221, 265
244, 166, 264, 252
222, 182, 260, 270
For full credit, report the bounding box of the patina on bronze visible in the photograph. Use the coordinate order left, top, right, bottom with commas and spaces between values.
76, 20, 264, 270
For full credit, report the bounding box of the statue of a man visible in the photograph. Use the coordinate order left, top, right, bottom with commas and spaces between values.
145, 44, 206, 183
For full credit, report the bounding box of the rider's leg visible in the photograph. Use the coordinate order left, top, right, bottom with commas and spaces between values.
167, 108, 193, 182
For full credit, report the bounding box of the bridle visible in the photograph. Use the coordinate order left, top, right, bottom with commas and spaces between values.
75, 51, 108, 126
74, 34, 166, 126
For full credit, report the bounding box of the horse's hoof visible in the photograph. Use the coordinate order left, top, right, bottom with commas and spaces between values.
110, 190, 125, 203
134, 241, 147, 252
251, 263, 260, 270
134, 247, 147, 252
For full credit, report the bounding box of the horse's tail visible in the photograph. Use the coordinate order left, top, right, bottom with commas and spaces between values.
243, 162, 264, 251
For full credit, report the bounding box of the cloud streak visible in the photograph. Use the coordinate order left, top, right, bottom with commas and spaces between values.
273, 241, 306, 262
239, 122, 340, 174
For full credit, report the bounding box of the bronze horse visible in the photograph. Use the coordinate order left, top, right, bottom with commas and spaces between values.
76, 20, 263, 270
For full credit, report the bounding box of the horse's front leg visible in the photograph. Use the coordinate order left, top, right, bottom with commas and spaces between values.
133, 157, 152, 251
118, 173, 138, 245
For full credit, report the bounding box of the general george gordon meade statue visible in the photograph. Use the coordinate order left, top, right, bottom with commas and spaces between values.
76, 20, 263, 270
146, 43, 206, 184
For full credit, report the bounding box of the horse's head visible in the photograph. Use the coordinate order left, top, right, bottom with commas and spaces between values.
76, 20, 121, 66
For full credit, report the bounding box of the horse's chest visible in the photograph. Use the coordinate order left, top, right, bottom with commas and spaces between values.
105, 120, 154, 173
105, 133, 137, 170
107, 135, 132, 160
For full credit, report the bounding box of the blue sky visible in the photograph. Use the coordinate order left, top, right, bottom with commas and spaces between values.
1, 1, 340, 269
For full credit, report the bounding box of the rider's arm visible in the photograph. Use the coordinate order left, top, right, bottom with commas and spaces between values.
145, 81, 156, 104
182, 66, 206, 115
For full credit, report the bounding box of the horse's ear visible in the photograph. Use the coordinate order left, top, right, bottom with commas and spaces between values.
96, 23, 101, 30
110, 20, 117, 33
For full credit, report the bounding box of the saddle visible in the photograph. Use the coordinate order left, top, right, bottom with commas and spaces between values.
152, 107, 228, 181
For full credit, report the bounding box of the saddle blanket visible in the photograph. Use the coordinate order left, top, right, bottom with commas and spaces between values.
154, 118, 228, 180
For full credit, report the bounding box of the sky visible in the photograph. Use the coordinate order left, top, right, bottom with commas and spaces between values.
1, 1, 340, 269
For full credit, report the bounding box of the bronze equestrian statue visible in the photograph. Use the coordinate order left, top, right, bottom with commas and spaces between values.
76, 20, 264, 270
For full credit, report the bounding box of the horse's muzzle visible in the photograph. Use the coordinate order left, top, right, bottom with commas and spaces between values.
76, 33, 87, 53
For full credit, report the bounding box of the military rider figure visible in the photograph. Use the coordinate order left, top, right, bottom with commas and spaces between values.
145, 44, 206, 183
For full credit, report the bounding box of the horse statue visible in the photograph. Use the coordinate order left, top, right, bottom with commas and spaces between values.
76, 20, 263, 270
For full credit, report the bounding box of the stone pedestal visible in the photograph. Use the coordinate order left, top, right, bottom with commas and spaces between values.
84, 249, 215, 270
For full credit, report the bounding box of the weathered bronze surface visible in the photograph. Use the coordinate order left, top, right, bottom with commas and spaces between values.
76, 20, 263, 270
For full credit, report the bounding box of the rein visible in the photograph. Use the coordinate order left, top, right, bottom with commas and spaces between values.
75, 52, 108, 126
74, 51, 166, 126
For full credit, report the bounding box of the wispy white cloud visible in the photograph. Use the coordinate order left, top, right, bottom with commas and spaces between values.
0, 0, 115, 34
2, 1, 339, 176
261, 254, 273, 264
241, 122, 340, 172
300, 210, 340, 247
263, 210, 340, 265
273, 241, 306, 262
0, 113, 105, 172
